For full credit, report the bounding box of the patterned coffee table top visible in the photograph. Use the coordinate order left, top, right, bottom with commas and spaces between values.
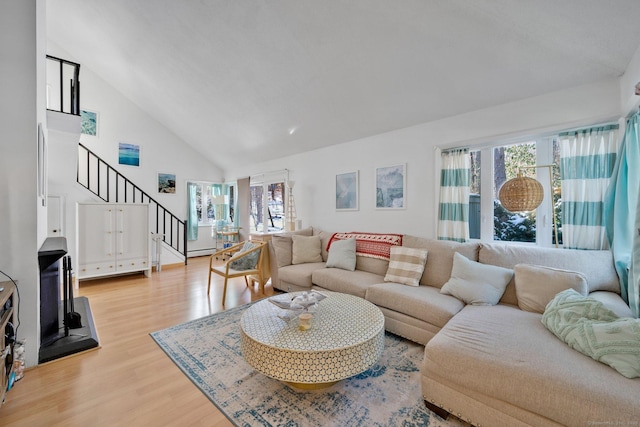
240, 291, 385, 385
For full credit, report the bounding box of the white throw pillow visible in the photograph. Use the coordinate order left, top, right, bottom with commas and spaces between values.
514, 264, 588, 314
291, 235, 323, 264
325, 238, 357, 271
440, 252, 514, 305
384, 246, 428, 287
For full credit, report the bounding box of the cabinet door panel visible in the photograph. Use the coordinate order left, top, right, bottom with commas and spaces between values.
77, 205, 115, 265
116, 205, 149, 263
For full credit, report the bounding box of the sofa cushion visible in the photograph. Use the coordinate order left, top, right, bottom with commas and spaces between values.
314, 229, 333, 262
479, 243, 620, 306
271, 227, 314, 267
514, 264, 588, 313
355, 256, 390, 276
440, 252, 514, 306
384, 246, 428, 287
589, 291, 634, 318
291, 235, 323, 264
423, 304, 640, 426
278, 262, 326, 290
325, 238, 356, 271
401, 236, 479, 288
312, 269, 384, 299
366, 283, 464, 329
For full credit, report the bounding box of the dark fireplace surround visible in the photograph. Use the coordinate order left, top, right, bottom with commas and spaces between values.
37, 237, 98, 363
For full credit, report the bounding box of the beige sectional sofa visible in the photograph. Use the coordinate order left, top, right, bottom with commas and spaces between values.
267, 227, 640, 426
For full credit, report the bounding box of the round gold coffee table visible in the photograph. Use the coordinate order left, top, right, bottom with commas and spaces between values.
240, 291, 385, 389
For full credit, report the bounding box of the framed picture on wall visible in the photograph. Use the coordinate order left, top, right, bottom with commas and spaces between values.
375, 164, 406, 209
336, 171, 359, 211
118, 142, 140, 167
80, 109, 99, 136
158, 173, 176, 194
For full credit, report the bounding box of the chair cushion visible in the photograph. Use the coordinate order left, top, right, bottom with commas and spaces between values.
229, 241, 259, 271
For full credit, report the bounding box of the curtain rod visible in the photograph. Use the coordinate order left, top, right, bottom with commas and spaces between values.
436, 120, 620, 153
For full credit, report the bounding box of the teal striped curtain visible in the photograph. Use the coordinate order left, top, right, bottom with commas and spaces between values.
186, 182, 199, 241
559, 125, 618, 250
605, 113, 640, 317
438, 148, 470, 242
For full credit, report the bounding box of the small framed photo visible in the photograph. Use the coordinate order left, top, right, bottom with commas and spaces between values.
158, 173, 176, 194
118, 142, 140, 167
375, 164, 406, 209
336, 171, 359, 211
80, 109, 99, 136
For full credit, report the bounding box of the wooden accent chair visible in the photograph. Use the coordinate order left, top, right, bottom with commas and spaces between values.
207, 240, 267, 305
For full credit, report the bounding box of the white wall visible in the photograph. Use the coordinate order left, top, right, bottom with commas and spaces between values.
620, 43, 640, 116
0, 0, 47, 368
46, 42, 224, 266
226, 79, 622, 238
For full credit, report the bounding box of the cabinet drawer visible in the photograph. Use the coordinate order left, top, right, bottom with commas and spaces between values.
115, 258, 149, 273
78, 261, 117, 278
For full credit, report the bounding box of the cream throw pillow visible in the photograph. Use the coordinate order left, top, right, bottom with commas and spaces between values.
384, 246, 428, 287
271, 228, 314, 267
291, 235, 323, 264
440, 252, 514, 305
325, 238, 357, 271
271, 235, 294, 268
514, 264, 588, 314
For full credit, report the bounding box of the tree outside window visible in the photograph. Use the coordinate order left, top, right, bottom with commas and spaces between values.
467, 137, 562, 246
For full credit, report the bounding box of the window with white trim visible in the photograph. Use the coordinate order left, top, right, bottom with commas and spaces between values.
469, 136, 562, 247
249, 171, 287, 233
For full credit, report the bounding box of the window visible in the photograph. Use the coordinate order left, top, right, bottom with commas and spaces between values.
190, 182, 224, 226
468, 137, 561, 247
493, 141, 537, 243
249, 172, 287, 233
469, 150, 481, 239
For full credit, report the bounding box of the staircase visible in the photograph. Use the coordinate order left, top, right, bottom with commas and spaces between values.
77, 143, 188, 264
46, 54, 187, 264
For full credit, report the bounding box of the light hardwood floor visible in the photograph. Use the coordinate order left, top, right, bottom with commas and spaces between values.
0, 256, 276, 427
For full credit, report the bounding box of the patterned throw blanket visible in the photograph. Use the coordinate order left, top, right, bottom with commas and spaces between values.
327, 232, 403, 260
542, 289, 640, 379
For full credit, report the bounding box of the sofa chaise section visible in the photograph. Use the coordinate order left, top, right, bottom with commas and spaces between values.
422, 243, 639, 426
423, 304, 640, 426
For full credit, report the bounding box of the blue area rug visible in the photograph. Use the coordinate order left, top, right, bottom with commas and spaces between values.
150, 302, 467, 427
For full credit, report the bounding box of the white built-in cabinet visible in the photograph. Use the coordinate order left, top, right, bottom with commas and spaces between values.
76, 203, 151, 280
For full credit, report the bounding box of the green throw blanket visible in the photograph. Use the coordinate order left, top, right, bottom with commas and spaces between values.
542, 289, 640, 379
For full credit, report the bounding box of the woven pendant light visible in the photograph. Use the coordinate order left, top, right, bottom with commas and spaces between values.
498, 173, 544, 212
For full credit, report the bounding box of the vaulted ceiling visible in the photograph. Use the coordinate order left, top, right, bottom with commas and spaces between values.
47, 1, 640, 171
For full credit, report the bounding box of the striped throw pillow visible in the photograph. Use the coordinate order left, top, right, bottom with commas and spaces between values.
384, 247, 428, 287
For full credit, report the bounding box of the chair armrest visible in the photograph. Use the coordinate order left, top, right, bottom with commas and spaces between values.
211, 241, 245, 259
